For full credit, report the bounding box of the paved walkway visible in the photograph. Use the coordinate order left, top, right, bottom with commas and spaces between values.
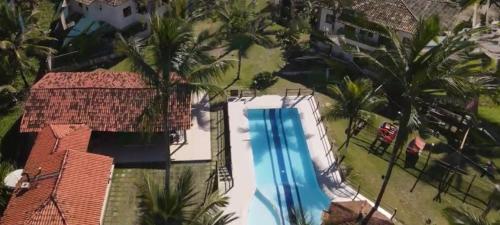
226, 95, 392, 225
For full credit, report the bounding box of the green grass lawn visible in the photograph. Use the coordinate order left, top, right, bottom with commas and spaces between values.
478, 100, 500, 127
102, 163, 213, 225
0, 106, 21, 140
0, 106, 22, 160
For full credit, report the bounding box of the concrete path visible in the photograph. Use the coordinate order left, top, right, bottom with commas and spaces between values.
226, 95, 392, 225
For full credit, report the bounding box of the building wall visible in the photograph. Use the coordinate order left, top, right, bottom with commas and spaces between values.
68, 0, 145, 30
316, 7, 412, 61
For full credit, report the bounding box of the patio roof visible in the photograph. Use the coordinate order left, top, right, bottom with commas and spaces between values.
347, 0, 460, 34
0, 124, 113, 225
20, 71, 192, 133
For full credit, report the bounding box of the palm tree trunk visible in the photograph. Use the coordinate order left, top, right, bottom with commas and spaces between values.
164, 91, 171, 192
362, 107, 411, 224
485, 0, 491, 25
473, 2, 479, 27
236, 50, 242, 80
19, 69, 29, 89
344, 117, 354, 151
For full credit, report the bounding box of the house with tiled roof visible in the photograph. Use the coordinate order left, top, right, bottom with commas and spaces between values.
0, 124, 114, 225
315, 0, 462, 60
20, 71, 192, 143
60, 0, 164, 30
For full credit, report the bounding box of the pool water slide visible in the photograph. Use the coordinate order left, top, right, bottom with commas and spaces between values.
248, 108, 330, 225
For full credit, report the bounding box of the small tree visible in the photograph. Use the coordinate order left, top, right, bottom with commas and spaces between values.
0, 2, 55, 88
215, 0, 275, 80
325, 77, 386, 152
140, 169, 236, 225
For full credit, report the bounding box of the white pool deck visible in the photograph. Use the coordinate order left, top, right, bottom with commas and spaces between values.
171, 93, 212, 161
225, 95, 393, 225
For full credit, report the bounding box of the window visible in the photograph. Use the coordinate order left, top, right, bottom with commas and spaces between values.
402, 37, 411, 46
123, 6, 132, 17
325, 14, 335, 24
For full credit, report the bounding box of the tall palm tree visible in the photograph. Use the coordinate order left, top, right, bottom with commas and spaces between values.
324, 76, 386, 152
349, 16, 496, 224
0, 2, 55, 88
215, 0, 275, 80
140, 169, 236, 225
115, 15, 231, 191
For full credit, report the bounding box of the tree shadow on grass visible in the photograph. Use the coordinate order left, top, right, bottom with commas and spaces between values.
349, 136, 489, 210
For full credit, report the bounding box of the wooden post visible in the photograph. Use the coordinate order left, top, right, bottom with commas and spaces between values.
253, 88, 256, 97
337, 155, 346, 167
297, 88, 301, 97
410, 150, 432, 192
285, 88, 288, 97
390, 208, 397, 220
462, 174, 476, 203
353, 184, 361, 200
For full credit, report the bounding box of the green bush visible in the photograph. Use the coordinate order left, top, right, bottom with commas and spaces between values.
250, 72, 278, 90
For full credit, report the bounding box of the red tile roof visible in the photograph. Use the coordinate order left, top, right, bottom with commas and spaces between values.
20, 71, 192, 133
351, 0, 417, 33
1, 125, 113, 225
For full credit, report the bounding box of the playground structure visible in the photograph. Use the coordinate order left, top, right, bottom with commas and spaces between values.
369, 122, 398, 154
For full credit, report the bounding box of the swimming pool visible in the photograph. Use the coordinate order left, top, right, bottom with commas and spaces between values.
247, 108, 330, 225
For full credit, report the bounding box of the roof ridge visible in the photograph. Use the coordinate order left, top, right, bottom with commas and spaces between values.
399, 0, 418, 22
50, 195, 68, 225
44, 150, 70, 224
51, 150, 69, 198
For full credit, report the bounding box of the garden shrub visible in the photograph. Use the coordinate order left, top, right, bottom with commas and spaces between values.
251, 72, 278, 90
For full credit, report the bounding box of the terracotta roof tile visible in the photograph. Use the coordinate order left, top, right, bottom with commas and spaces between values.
348, 0, 460, 34
21, 71, 192, 133
0, 125, 113, 225
351, 0, 417, 33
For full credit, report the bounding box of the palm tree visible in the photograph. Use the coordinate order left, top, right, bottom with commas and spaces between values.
215, 0, 275, 80
0, 1, 55, 88
443, 207, 499, 225
115, 14, 231, 191
324, 76, 386, 152
349, 16, 496, 224
140, 169, 236, 225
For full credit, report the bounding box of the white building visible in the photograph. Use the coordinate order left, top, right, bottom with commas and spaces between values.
315, 0, 462, 61
61, 0, 164, 31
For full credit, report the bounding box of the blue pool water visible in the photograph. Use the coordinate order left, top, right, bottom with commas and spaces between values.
247, 108, 330, 225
